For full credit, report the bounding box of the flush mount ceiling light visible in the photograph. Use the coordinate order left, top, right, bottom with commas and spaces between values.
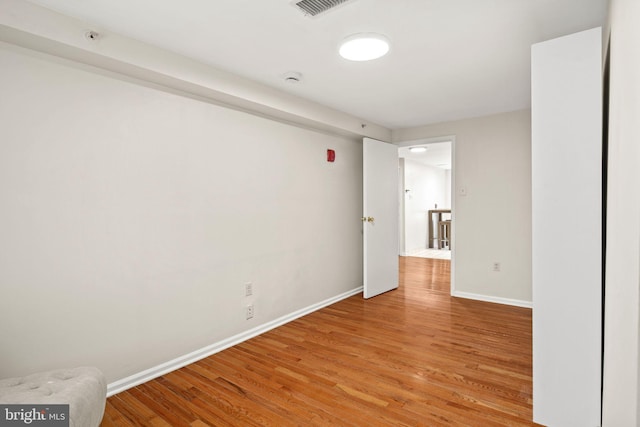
409, 146, 427, 153
339, 33, 390, 61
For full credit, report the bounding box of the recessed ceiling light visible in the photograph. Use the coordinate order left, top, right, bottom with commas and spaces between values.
409, 146, 427, 153
339, 33, 390, 61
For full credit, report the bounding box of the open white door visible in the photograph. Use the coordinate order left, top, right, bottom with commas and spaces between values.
363, 137, 399, 298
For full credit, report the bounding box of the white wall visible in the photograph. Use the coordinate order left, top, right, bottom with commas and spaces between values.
0, 43, 363, 386
531, 27, 602, 427
393, 110, 532, 306
403, 159, 448, 253
445, 170, 452, 209
602, 0, 640, 425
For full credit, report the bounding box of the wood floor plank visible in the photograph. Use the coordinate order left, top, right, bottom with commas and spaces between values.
100, 396, 137, 427
102, 257, 540, 426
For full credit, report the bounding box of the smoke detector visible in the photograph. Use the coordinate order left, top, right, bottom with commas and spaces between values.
283, 72, 303, 84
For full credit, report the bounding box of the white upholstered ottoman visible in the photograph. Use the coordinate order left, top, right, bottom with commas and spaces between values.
0, 367, 107, 427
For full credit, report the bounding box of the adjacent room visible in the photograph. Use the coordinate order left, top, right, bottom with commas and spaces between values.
398, 141, 452, 260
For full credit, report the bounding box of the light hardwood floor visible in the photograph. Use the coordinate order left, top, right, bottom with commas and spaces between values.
101, 257, 538, 426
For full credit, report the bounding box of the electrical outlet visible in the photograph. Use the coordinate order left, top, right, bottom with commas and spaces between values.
245, 282, 253, 297
246, 304, 254, 320
492, 262, 501, 272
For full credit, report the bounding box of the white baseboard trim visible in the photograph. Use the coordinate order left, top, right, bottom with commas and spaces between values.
451, 290, 532, 309
107, 286, 363, 396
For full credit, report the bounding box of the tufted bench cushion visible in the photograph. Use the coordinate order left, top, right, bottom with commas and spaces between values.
0, 367, 106, 427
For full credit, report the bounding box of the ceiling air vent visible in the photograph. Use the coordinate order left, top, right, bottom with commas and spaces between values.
293, 0, 355, 17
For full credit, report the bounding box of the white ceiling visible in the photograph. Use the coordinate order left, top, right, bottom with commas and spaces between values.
399, 141, 452, 170
24, 0, 607, 130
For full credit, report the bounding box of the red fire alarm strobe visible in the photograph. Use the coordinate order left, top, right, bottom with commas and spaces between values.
327, 149, 336, 162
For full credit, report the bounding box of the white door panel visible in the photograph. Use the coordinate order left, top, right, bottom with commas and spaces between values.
363, 137, 399, 299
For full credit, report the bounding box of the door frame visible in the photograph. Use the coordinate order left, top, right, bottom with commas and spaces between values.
395, 135, 457, 295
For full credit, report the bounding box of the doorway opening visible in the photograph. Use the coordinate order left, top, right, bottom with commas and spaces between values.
396, 136, 455, 285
